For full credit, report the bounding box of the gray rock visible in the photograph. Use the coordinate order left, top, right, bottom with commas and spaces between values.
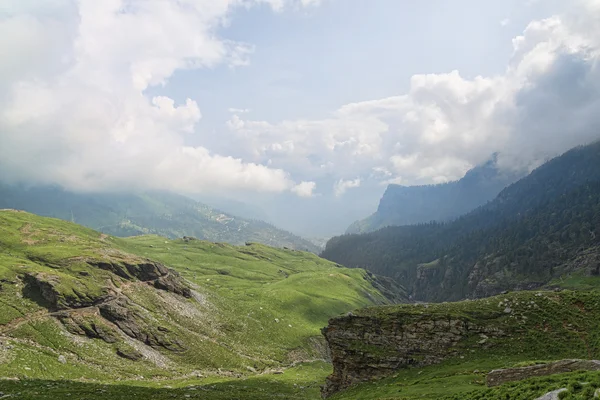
58, 355, 67, 364
534, 388, 567, 400
321, 313, 505, 398
487, 360, 600, 387
116, 347, 144, 361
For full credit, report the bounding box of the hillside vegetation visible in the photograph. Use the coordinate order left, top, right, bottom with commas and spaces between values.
0, 185, 320, 252
323, 141, 600, 301
347, 156, 519, 234
0, 210, 397, 398
327, 289, 600, 399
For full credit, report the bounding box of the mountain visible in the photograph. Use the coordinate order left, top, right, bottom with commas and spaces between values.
322, 140, 600, 302
346, 156, 521, 234
0, 210, 404, 399
0, 185, 320, 252
195, 194, 273, 223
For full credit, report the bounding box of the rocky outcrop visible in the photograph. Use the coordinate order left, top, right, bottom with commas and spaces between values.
116, 346, 144, 361
154, 273, 192, 298
22, 273, 108, 310
99, 298, 185, 351
535, 389, 568, 400
56, 312, 119, 343
22, 259, 191, 312
321, 310, 505, 398
486, 359, 600, 387
89, 259, 191, 298
22, 258, 192, 355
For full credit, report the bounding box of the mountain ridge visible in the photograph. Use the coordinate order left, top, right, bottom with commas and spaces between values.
322, 140, 600, 302
0, 184, 320, 253
346, 155, 521, 234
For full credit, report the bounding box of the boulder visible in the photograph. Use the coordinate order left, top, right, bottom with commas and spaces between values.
116, 347, 144, 361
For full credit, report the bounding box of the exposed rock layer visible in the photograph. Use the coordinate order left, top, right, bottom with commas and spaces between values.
89, 259, 192, 298
487, 359, 600, 387
321, 312, 505, 398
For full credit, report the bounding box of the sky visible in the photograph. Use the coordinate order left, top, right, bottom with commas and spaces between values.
1, 0, 600, 237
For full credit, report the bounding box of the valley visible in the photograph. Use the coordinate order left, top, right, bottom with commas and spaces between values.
0, 142, 599, 399
3, 0, 600, 398
323, 141, 600, 302
0, 210, 393, 399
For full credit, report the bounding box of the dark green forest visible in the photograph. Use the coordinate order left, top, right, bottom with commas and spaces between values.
322, 141, 600, 301
346, 155, 520, 234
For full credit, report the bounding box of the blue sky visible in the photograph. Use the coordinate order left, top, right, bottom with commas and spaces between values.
1, 0, 598, 236
160, 0, 563, 135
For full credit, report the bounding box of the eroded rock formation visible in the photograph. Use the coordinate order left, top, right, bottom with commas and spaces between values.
487, 360, 600, 387
321, 311, 504, 397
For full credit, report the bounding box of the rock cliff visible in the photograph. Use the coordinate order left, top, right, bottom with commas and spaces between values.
321, 308, 505, 397
321, 290, 600, 398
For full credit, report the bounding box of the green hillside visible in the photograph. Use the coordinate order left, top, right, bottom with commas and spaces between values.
322, 141, 600, 301
0, 185, 320, 253
328, 289, 600, 400
0, 210, 398, 398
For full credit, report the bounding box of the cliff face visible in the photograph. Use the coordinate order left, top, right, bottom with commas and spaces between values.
320, 290, 600, 398
321, 311, 505, 397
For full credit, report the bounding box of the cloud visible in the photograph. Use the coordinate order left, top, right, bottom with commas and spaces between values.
228, 108, 251, 114
299, 0, 323, 6
0, 0, 319, 196
500, 18, 511, 27
334, 178, 361, 197
227, 0, 600, 187
1, 0, 599, 203
291, 181, 317, 197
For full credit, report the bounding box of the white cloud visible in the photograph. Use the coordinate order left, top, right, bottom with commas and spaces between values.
227, 0, 600, 187
334, 178, 361, 197
0, 0, 320, 196
228, 108, 251, 113
1, 0, 599, 203
291, 181, 317, 197
299, 0, 323, 6
500, 18, 511, 27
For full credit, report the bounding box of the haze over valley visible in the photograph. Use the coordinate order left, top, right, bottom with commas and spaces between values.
1, 1, 600, 399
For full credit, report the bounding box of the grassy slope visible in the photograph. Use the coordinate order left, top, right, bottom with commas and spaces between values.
0, 210, 389, 398
0, 186, 321, 252
4, 210, 600, 399
332, 289, 600, 400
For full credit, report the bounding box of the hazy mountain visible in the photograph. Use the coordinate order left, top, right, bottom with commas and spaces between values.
347, 156, 521, 234
235, 181, 385, 239
322, 140, 600, 301
0, 185, 321, 252
193, 194, 273, 223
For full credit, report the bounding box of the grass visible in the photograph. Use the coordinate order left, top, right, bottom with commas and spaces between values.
333, 368, 600, 400
0, 361, 330, 399
0, 210, 387, 396
3, 210, 600, 399
326, 288, 600, 399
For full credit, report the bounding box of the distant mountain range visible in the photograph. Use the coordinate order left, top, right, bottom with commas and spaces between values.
0, 185, 320, 252
323, 140, 600, 301
347, 155, 521, 234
